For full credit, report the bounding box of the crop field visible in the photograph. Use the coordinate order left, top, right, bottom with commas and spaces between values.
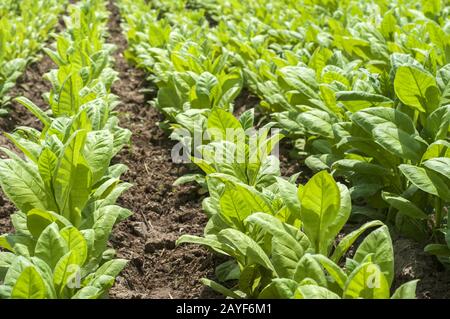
0, 0, 449, 300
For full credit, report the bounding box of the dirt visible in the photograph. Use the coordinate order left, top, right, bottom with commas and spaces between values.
106, 1, 219, 299
393, 236, 450, 299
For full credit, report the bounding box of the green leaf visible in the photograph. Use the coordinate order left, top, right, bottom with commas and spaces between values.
298, 110, 334, 139
207, 108, 243, 142
0, 159, 48, 213
53, 251, 80, 295
372, 124, 427, 162
299, 171, 341, 254
35, 223, 68, 269
27, 209, 71, 239
381, 192, 428, 220
293, 254, 327, 287
394, 65, 439, 113
11, 267, 46, 299
245, 213, 311, 278
84, 131, 114, 183
312, 254, 348, 289
343, 263, 390, 299
14, 97, 51, 127
54, 130, 91, 225
60, 227, 87, 266
194, 72, 218, 107
336, 91, 393, 112
38, 148, 58, 201
399, 164, 450, 201
331, 220, 384, 263
423, 157, 450, 181
218, 228, 275, 273
333, 159, 392, 177
353, 226, 394, 285
352, 107, 416, 135
275, 177, 301, 224
94, 259, 127, 279
391, 280, 419, 299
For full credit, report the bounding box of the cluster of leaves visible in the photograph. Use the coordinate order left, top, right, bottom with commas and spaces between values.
179, 172, 417, 299
0, 0, 66, 110
0, 0, 133, 299
118, 0, 420, 298
150, 0, 450, 264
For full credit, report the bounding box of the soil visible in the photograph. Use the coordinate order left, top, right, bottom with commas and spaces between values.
0, 0, 449, 300
106, 1, 219, 299
393, 236, 450, 299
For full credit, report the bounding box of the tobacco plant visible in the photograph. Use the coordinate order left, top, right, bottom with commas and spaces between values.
178, 171, 418, 298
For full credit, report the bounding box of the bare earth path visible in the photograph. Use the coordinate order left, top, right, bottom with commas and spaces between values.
106, 1, 218, 299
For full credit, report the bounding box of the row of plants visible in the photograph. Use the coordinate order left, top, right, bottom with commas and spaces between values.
0, 0, 133, 299
0, 0, 66, 111
117, 0, 420, 298
123, 0, 450, 262
199, 0, 450, 265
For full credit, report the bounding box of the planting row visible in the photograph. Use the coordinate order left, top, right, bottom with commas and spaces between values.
0, 0, 133, 298
0, 0, 66, 110
116, 0, 440, 298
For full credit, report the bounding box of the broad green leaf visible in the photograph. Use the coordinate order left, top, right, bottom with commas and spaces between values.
53, 251, 80, 295
394, 65, 439, 113
0, 159, 47, 213
336, 91, 393, 112
352, 107, 416, 135
399, 164, 450, 201
27, 209, 71, 239
353, 226, 394, 285
94, 259, 127, 279
15, 97, 51, 127
60, 227, 87, 266
312, 254, 347, 289
381, 192, 427, 220
35, 223, 68, 269
84, 131, 113, 183
333, 159, 392, 177
246, 213, 311, 278
391, 280, 419, 299
331, 220, 384, 263
299, 171, 340, 254
11, 267, 46, 299
343, 263, 390, 299
423, 157, 450, 181
207, 108, 243, 142
218, 228, 275, 273
293, 254, 327, 287
298, 110, 334, 139
372, 124, 427, 162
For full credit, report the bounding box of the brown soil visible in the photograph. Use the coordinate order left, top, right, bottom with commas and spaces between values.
106, 1, 219, 299
0, 55, 53, 132
393, 236, 450, 299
